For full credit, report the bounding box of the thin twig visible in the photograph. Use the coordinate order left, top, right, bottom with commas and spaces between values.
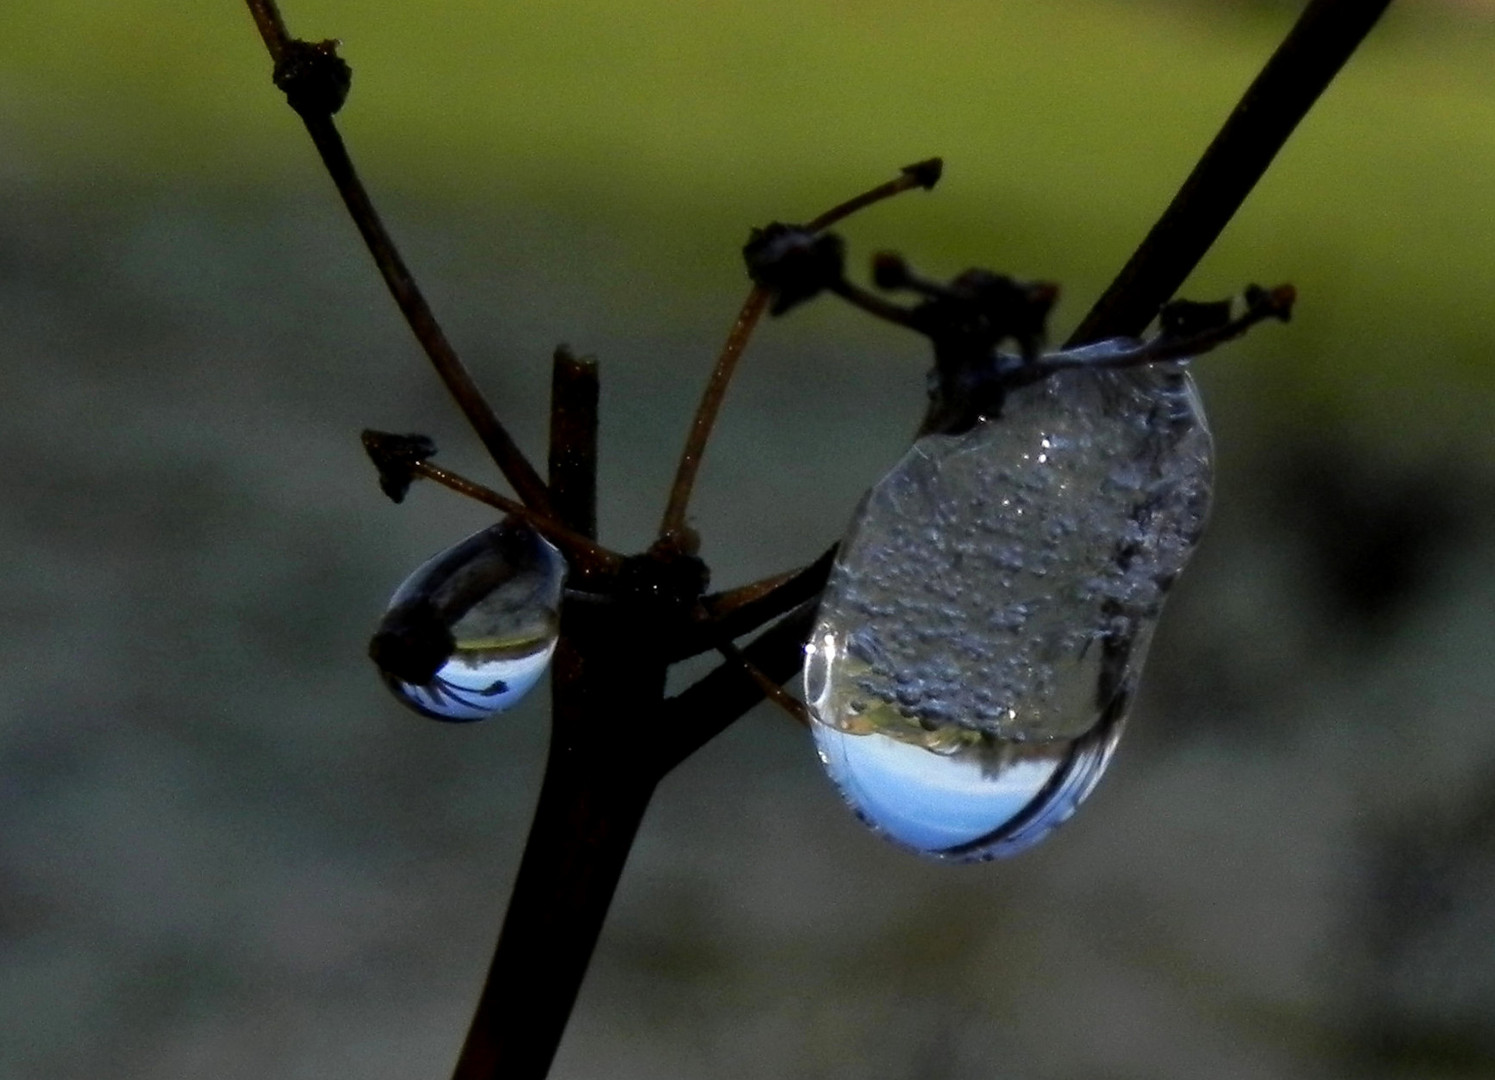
413, 461, 621, 573
656, 286, 771, 540
656, 601, 821, 773
1068, 0, 1392, 345
1040, 284, 1295, 374
674, 546, 837, 660
827, 277, 922, 331
804, 157, 942, 232
244, 0, 556, 517
244, 0, 288, 59
718, 643, 811, 727
657, 161, 942, 540
699, 568, 800, 616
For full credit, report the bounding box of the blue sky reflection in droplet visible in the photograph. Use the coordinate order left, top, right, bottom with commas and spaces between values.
389, 643, 558, 722
813, 725, 1061, 852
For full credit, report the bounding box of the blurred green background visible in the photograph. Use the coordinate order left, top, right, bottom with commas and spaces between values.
2, 1, 1493, 1077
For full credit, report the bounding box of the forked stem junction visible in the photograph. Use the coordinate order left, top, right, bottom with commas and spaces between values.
243, 2, 1394, 1077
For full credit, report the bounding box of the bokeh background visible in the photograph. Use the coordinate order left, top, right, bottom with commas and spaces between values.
3, 1, 1494, 1076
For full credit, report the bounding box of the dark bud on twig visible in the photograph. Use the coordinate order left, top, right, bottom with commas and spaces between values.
936, 271, 1059, 360
273, 38, 352, 117
912, 273, 1062, 436
900, 157, 944, 191
362, 429, 437, 503
744, 224, 846, 315
1246, 283, 1297, 321
616, 540, 710, 613
871, 252, 912, 291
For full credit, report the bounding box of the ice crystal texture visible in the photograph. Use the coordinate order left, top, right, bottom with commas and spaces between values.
373, 519, 566, 722
805, 355, 1212, 859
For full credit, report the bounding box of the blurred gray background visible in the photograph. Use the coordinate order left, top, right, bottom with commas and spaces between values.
2, 1, 1493, 1077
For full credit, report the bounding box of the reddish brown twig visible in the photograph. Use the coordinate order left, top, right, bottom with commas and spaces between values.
656, 160, 942, 541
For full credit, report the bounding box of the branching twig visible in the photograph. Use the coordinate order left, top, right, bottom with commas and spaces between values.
656, 161, 942, 541
245, 0, 555, 517
675, 546, 836, 660
718, 642, 812, 728
656, 601, 822, 773
411, 460, 620, 574
246, 3, 1395, 1079
1038, 284, 1296, 377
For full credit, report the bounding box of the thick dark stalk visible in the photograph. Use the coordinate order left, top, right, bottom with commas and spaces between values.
451, 335, 651, 1080
450, 696, 660, 1080
548, 347, 600, 546
1068, 0, 1393, 345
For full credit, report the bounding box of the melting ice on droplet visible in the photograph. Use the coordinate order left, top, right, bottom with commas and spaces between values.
370, 518, 566, 722
805, 358, 1213, 860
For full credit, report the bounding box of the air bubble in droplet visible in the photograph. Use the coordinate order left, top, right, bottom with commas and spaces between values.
370, 518, 566, 722
805, 360, 1211, 860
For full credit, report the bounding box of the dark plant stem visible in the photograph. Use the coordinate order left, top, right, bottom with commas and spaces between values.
717, 642, 813, 727
450, 698, 660, 1080
300, 110, 555, 515
1068, 0, 1393, 345
245, 0, 288, 56
677, 547, 834, 661
452, 342, 629, 1080
828, 277, 922, 331
548, 347, 600, 547
802, 157, 942, 232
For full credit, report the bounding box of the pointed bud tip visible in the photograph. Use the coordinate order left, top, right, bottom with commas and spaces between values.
901, 158, 944, 190
361, 430, 437, 504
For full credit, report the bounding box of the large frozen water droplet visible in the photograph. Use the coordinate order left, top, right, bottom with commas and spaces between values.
805, 359, 1212, 860
371, 518, 566, 722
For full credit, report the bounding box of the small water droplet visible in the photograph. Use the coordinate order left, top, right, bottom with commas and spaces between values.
371, 518, 566, 722
806, 361, 1211, 859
